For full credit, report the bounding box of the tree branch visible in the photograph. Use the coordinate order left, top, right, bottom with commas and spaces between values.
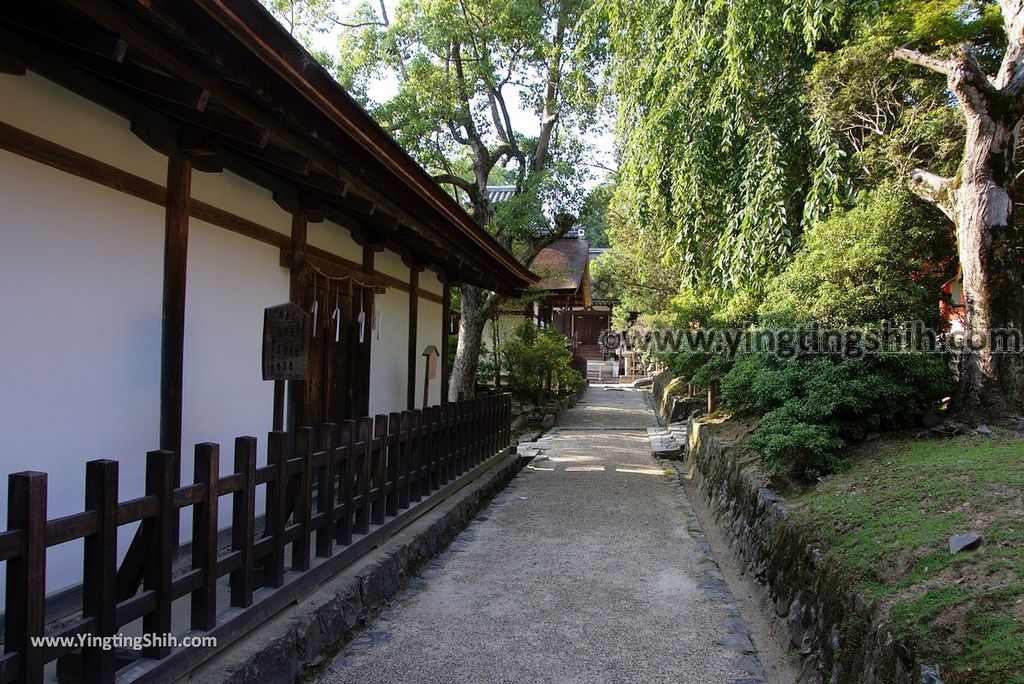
434, 173, 476, 195
908, 168, 957, 222
997, 0, 1024, 90
329, 18, 388, 30
897, 45, 999, 116
893, 47, 954, 76
533, 7, 567, 172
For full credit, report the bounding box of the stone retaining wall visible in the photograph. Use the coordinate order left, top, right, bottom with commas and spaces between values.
651, 370, 705, 426
685, 418, 938, 684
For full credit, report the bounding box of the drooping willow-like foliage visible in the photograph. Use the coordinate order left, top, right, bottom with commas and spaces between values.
595, 0, 870, 290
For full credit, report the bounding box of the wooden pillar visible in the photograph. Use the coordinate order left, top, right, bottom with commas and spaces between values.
354, 243, 377, 418
441, 279, 451, 404
281, 213, 308, 432
407, 267, 420, 410
159, 156, 191, 480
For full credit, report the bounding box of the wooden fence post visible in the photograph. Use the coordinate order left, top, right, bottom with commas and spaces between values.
264, 431, 288, 588
335, 420, 355, 546
354, 417, 372, 534
398, 411, 411, 510
473, 398, 483, 466
143, 450, 175, 659
454, 401, 464, 478
436, 405, 449, 487
83, 460, 118, 683
504, 393, 512, 449
408, 410, 422, 503
293, 427, 314, 572
230, 436, 257, 608
5, 471, 47, 682
371, 415, 387, 525
385, 413, 400, 517
191, 443, 219, 631
317, 423, 337, 559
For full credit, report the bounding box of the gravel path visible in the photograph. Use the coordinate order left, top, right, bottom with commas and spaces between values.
318, 387, 765, 684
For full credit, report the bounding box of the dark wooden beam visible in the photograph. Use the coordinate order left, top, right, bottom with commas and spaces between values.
0, 53, 25, 75
126, 0, 516, 282
362, 242, 376, 274
31, 35, 210, 110
2, 3, 128, 63
288, 213, 308, 273
407, 266, 420, 410
130, 115, 222, 172
64, 0, 345, 177
141, 98, 270, 148
273, 189, 326, 222
160, 155, 191, 477
441, 279, 451, 404
177, 127, 219, 156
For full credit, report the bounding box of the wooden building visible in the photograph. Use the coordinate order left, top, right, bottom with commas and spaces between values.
0, 0, 534, 626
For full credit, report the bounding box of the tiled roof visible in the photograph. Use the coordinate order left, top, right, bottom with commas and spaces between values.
531, 238, 590, 292
486, 185, 517, 204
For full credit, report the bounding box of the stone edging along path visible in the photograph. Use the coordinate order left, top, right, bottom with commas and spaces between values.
651, 376, 942, 684
189, 446, 527, 684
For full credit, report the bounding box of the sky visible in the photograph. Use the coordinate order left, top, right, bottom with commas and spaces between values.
297, 0, 616, 188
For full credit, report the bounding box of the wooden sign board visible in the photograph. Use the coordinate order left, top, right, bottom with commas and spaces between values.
422, 344, 439, 380
262, 302, 310, 381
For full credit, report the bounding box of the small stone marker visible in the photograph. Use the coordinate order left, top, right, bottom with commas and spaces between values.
948, 532, 982, 553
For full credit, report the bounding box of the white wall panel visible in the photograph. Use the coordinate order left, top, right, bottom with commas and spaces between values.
367, 288, 410, 416
0, 72, 167, 185
0, 150, 165, 596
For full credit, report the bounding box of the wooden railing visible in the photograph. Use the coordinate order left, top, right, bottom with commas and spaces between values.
0, 393, 512, 684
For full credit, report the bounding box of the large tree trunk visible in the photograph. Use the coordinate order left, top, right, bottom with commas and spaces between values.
448, 284, 492, 401
942, 115, 1024, 407
908, 84, 1024, 406
897, 20, 1024, 408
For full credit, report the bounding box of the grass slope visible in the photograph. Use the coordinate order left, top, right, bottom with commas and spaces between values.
789, 431, 1024, 683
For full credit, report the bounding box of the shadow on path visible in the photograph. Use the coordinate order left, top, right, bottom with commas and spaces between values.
318, 387, 767, 684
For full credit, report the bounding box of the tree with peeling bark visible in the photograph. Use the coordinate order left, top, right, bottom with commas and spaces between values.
894, 1, 1024, 408
286, 0, 600, 400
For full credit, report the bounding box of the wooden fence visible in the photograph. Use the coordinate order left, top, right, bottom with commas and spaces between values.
0, 393, 512, 683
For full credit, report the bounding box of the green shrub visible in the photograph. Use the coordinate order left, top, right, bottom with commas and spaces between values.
719, 353, 771, 414
748, 407, 845, 481
501, 322, 584, 402
723, 352, 950, 481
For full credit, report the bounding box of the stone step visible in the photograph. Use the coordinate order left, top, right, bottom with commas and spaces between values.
647, 427, 681, 459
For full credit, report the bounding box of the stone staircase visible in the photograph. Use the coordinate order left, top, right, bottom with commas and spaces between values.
575, 344, 604, 361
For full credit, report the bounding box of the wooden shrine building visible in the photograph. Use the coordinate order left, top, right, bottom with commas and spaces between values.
0, 1, 535, 681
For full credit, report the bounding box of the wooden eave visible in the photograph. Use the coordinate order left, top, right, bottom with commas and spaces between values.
0, 0, 537, 296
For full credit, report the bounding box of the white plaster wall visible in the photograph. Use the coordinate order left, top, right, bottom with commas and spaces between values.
419, 270, 444, 296
181, 218, 290, 484
190, 169, 291, 238
416, 299, 444, 407
178, 220, 289, 541
0, 72, 168, 186
306, 220, 363, 263
374, 248, 409, 281
367, 288, 410, 416
0, 150, 165, 598
0, 69, 450, 604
